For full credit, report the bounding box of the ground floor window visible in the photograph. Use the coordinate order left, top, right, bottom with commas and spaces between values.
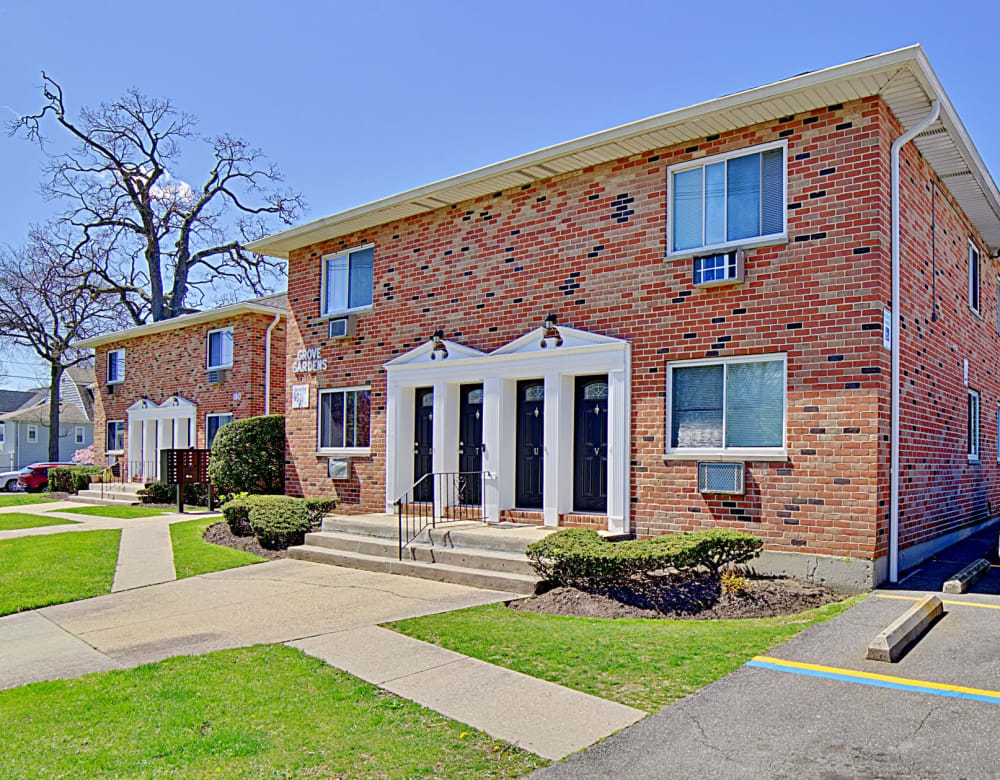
206, 413, 233, 448
319, 387, 371, 451
968, 389, 980, 460
106, 420, 125, 452
668, 354, 785, 452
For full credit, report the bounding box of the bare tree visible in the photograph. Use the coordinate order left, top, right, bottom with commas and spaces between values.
0, 232, 121, 460
9, 74, 304, 323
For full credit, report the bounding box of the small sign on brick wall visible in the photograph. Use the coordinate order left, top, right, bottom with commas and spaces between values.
882, 309, 892, 350
291, 384, 310, 409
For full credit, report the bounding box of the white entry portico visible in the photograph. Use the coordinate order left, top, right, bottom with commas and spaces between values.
125, 396, 197, 481
384, 326, 631, 534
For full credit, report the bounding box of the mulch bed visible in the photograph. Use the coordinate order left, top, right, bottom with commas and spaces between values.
510, 573, 847, 620
202, 522, 287, 560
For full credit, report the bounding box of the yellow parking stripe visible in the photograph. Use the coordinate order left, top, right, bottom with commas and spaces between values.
875, 593, 1000, 611
751, 655, 1000, 702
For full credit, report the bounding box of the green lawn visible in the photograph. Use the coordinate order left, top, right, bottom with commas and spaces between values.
0, 494, 56, 508
0, 512, 79, 531
0, 644, 546, 779
54, 505, 168, 519
389, 597, 863, 713
170, 517, 264, 579
0, 530, 121, 616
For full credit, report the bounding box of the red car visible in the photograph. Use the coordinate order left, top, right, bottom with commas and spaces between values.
18, 462, 75, 492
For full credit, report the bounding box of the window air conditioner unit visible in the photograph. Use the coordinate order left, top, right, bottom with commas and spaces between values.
698, 462, 745, 495
207, 368, 229, 384
328, 315, 357, 339
693, 249, 744, 287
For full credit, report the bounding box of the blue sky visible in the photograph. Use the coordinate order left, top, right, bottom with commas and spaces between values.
1, 0, 997, 386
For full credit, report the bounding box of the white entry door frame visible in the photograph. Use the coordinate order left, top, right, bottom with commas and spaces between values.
125, 396, 197, 481
384, 326, 631, 534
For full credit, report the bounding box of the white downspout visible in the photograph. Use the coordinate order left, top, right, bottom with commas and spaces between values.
889, 99, 940, 583
264, 313, 281, 416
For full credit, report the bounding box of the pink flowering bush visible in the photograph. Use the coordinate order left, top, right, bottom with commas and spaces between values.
72, 445, 95, 465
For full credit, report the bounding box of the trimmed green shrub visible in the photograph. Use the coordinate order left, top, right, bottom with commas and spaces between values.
248, 496, 310, 548
304, 497, 337, 529
48, 466, 103, 494
208, 415, 285, 495
139, 481, 209, 506
526, 528, 763, 587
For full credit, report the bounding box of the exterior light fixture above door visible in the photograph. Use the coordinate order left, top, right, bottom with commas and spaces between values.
540, 313, 563, 348
429, 329, 449, 360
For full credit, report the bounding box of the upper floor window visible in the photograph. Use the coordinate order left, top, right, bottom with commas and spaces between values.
207, 327, 234, 370
668, 354, 786, 454
106, 420, 125, 453
969, 242, 980, 315
318, 387, 371, 452
107, 348, 125, 384
27, 425, 38, 444
0, 423, 5, 445
668, 141, 786, 256
206, 413, 233, 448
321, 245, 374, 316
75, 426, 85, 444
968, 389, 980, 460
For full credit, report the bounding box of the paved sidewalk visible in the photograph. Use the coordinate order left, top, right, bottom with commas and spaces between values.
290, 625, 643, 760
111, 521, 176, 591
0, 558, 510, 688
537, 592, 1000, 778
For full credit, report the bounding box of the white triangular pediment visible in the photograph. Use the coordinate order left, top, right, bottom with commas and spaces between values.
126, 395, 197, 412
491, 325, 627, 356
384, 339, 486, 367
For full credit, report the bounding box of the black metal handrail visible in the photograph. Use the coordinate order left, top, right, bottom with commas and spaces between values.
395, 471, 486, 559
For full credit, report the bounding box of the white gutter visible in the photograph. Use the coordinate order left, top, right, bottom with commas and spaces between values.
264, 312, 281, 415
889, 98, 940, 583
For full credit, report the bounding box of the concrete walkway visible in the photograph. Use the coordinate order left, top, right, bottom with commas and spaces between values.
291, 625, 643, 760
0, 500, 211, 591
0, 558, 641, 759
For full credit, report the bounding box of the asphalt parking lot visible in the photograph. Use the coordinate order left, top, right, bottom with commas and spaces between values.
539, 529, 1000, 779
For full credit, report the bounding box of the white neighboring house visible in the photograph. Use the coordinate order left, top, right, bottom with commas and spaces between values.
0, 367, 95, 469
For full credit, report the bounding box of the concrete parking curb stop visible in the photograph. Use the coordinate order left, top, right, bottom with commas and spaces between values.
943, 558, 990, 594
866, 594, 943, 662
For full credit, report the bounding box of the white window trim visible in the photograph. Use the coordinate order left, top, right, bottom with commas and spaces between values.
319, 243, 375, 320
106, 420, 125, 454
206, 412, 233, 446
26, 424, 38, 443
969, 241, 981, 316
666, 352, 788, 458
666, 139, 789, 259
74, 426, 85, 444
106, 348, 125, 385
968, 389, 980, 461
317, 385, 372, 455
206, 327, 235, 370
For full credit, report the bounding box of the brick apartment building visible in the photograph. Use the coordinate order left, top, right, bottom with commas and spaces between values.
245, 46, 1000, 588
78, 294, 286, 482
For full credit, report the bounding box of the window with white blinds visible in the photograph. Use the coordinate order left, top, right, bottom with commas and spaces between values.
668, 141, 787, 255
669, 356, 785, 452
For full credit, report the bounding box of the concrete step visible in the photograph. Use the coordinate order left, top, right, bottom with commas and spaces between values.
74, 488, 143, 503
288, 545, 541, 594
320, 514, 554, 554
65, 494, 142, 507
303, 531, 538, 576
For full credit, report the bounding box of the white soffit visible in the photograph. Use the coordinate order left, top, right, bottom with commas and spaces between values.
250, 45, 1000, 256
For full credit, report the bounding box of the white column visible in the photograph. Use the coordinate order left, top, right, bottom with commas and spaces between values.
142, 420, 156, 481
175, 415, 190, 449
433, 380, 459, 514
482, 376, 503, 522
607, 367, 630, 534
127, 417, 141, 480
542, 372, 574, 527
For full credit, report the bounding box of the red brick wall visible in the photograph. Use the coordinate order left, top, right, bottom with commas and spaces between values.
892, 103, 1000, 556
285, 96, 900, 563
93, 312, 286, 457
